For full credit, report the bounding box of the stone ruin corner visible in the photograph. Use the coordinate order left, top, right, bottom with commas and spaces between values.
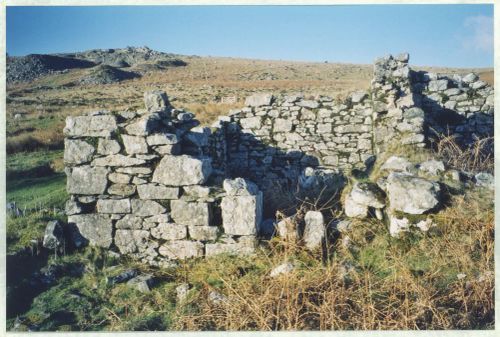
62, 53, 494, 265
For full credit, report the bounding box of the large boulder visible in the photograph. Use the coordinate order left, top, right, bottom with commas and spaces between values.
386, 172, 441, 214
152, 155, 212, 186
67, 166, 108, 195
67, 214, 113, 248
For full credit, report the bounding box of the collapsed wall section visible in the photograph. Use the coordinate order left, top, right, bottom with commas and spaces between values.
63, 91, 261, 267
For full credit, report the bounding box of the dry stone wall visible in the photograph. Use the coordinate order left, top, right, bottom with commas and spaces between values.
64, 91, 260, 267
63, 53, 494, 263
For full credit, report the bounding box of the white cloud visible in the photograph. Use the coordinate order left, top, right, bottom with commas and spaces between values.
462, 15, 493, 52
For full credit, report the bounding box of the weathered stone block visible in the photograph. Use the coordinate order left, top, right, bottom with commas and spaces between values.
151, 223, 187, 240
240, 116, 262, 129
159, 240, 204, 259
96, 198, 131, 213
67, 214, 113, 248
109, 172, 131, 184
67, 166, 108, 195
303, 211, 324, 250
125, 113, 161, 136
245, 93, 273, 107
64, 115, 117, 137
108, 184, 136, 196
116, 214, 144, 229
144, 90, 170, 112
274, 118, 293, 132
428, 79, 449, 92
137, 184, 179, 200
115, 229, 150, 254
188, 226, 219, 241
152, 155, 212, 186
223, 178, 259, 196
171, 200, 211, 226
146, 133, 179, 146
297, 100, 319, 109
221, 193, 262, 236
122, 135, 149, 155
64, 139, 95, 165
65, 200, 82, 215
386, 172, 441, 214
92, 154, 146, 167
97, 138, 121, 155
131, 199, 167, 217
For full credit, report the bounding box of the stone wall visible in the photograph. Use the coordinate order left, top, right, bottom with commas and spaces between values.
63, 53, 494, 263
64, 91, 261, 267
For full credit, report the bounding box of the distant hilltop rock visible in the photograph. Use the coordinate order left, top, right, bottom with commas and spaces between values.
78, 64, 140, 85
7, 46, 187, 84
6, 54, 96, 83
57, 46, 187, 68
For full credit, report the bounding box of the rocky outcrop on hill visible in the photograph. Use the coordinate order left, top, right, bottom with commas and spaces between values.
58, 46, 186, 68
7, 46, 187, 84
7, 54, 96, 84
78, 65, 141, 85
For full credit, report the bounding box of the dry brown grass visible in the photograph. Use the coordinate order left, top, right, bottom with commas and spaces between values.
478, 70, 494, 87
433, 134, 494, 173
181, 102, 244, 125
169, 183, 493, 330
6, 126, 65, 154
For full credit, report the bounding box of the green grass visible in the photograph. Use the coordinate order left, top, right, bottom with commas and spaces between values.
6, 150, 67, 253
7, 150, 66, 210
6, 173, 67, 210
7, 149, 63, 173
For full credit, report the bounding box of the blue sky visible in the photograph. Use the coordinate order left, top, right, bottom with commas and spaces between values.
7, 5, 494, 68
